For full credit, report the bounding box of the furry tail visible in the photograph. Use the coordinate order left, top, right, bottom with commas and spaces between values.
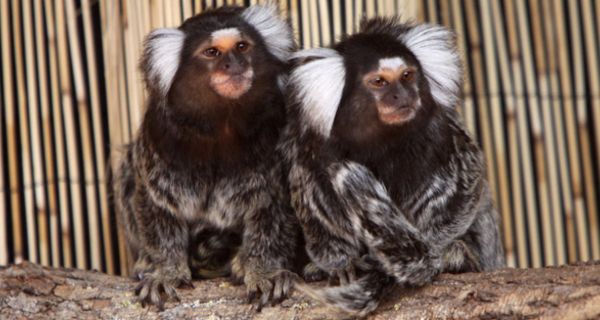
295, 269, 394, 317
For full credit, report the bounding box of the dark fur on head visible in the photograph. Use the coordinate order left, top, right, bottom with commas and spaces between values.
116, 5, 301, 310
282, 17, 504, 316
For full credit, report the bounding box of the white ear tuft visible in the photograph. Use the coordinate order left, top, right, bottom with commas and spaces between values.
290, 49, 345, 138
242, 4, 294, 62
143, 28, 186, 95
400, 24, 462, 108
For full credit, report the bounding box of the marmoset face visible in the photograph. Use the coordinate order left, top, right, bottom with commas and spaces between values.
194, 27, 256, 99
360, 56, 423, 125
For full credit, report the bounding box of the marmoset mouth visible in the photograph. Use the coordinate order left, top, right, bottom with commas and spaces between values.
211, 69, 254, 84
377, 104, 416, 124
211, 75, 253, 99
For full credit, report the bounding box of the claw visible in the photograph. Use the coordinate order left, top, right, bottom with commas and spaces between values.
247, 287, 258, 304
326, 263, 358, 286
134, 282, 143, 296
302, 263, 328, 282
258, 285, 272, 310
165, 284, 180, 302
254, 300, 263, 312
272, 278, 284, 303
156, 298, 165, 311
131, 266, 191, 310
181, 279, 195, 289
136, 281, 151, 303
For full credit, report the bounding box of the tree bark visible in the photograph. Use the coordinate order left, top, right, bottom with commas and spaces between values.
1, 261, 599, 319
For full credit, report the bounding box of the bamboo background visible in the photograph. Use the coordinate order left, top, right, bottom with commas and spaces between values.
0, 0, 599, 275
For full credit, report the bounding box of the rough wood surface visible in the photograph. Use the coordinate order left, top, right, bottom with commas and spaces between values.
1, 261, 600, 319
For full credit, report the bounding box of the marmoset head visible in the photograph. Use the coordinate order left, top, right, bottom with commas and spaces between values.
289, 17, 462, 143
335, 33, 426, 127
140, 5, 293, 109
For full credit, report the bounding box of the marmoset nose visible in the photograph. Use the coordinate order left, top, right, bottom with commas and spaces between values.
382, 90, 410, 108
220, 53, 247, 75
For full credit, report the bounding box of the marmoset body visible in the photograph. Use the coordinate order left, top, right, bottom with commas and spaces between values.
115, 5, 299, 309
280, 17, 505, 316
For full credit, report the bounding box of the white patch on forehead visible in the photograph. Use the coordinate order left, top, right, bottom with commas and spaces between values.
211, 27, 241, 40
290, 48, 345, 138
378, 57, 405, 70
145, 28, 186, 95
399, 24, 462, 108
242, 4, 294, 62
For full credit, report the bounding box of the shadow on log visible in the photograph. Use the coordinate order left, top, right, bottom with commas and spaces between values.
1, 261, 600, 319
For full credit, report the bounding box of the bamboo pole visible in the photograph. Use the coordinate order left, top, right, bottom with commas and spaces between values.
22, 0, 50, 266
13, 0, 39, 264
55, 0, 88, 269
505, 0, 543, 268
530, 0, 566, 266
140, 0, 151, 37
308, 0, 319, 48
450, 1, 476, 140
300, 0, 311, 48
1, 0, 24, 265
124, 0, 144, 136
514, 0, 554, 266
416, 0, 426, 23
34, 0, 61, 269
344, 0, 352, 34
278, 0, 287, 21
115, 8, 133, 148
80, 0, 115, 273
426, 0, 437, 23
542, 0, 577, 264
569, 0, 599, 261
594, 0, 600, 176
331, 0, 341, 40
183, 0, 193, 18
376, 0, 384, 16
465, 0, 497, 195
317, 0, 331, 46
400, 0, 420, 22
384, 0, 394, 17
151, 0, 164, 28
464, 2, 502, 259
65, 0, 101, 270
100, 0, 130, 276
0, 91, 6, 266
172, 0, 182, 30
552, 0, 590, 262
366, 0, 375, 18
289, 0, 300, 47
479, 0, 514, 268
490, 0, 526, 268
438, 0, 450, 27
45, 0, 74, 268
163, 0, 173, 26
581, 0, 600, 261
354, 0, 362, 33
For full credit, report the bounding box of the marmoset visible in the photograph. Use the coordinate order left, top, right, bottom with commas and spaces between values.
115, 5, 300, 310
280, 17, 505, 316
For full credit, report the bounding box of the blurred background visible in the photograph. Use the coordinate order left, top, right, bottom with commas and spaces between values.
0, 0, 599, 275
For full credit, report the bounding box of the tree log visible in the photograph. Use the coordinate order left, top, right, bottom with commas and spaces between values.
1, 261, 600, 319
